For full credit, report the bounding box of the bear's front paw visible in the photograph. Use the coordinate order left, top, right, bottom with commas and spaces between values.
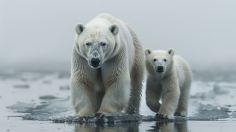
95, 112, 107, 118
76, 109, 95, 117
95, 112, 125, 118
156, 112, 174, 119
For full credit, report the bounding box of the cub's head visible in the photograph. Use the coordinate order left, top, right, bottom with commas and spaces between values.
75, 23, 119, 69
145, 49, 174, 77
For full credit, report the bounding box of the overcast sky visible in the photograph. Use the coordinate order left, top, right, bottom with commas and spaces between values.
0, 0, 236, 72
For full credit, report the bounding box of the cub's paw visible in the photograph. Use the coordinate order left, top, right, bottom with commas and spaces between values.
174, 112, 187, 117
156, 112, 174, 119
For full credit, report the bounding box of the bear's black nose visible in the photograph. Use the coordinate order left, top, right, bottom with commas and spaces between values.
91, 58, 100, 68
156, 66, 164, 73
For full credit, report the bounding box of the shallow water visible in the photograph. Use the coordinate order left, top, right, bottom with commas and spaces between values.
0, 71, 236, 132
1, 118, 236, 132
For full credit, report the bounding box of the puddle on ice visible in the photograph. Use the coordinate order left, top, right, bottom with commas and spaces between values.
1, 71, 236, 132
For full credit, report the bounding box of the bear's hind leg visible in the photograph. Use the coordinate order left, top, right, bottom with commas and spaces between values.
128, 57, 144, 114
127, 25, 145, 114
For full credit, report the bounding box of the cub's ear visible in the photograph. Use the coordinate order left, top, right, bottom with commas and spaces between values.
109, 25, 119, 35
168, 49, 175, 56
145, 49, 151, 55
75, 24, 84, 35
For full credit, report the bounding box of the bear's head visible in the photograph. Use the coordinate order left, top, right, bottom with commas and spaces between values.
75, 23, 119, 69
145, 49, 174, 77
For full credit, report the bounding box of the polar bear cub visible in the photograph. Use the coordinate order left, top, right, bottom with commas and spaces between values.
70, 13, 144, 117
145, 49, 192, 118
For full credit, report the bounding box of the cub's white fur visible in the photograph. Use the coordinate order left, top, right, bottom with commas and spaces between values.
145, 49, 192, 118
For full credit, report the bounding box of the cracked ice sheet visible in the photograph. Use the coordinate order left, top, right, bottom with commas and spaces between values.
1, 71, 236, 122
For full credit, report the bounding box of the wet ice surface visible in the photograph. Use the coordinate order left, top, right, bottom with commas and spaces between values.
0, 71, 236, 132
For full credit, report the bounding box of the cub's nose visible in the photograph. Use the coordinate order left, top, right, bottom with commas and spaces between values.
156, 66, 164, 73
91, 58, 100, 68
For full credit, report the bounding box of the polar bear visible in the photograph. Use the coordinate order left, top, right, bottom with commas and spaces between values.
145, 49, 192, 118
70, 13, 144, 117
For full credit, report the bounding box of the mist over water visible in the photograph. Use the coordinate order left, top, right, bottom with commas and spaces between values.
1, 0, 236, 72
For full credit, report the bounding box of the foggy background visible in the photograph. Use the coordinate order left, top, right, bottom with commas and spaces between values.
1, 0, 236, 72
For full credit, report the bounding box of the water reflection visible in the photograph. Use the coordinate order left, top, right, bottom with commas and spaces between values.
74, 122, 188, 132
74, 123, 139, 132
148, 122, 188, 132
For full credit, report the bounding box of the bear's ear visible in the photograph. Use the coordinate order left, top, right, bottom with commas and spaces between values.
75, 24, 84, 35
109, 25, 119, 35
168, 49, 175, 56
145, 49, 151, 55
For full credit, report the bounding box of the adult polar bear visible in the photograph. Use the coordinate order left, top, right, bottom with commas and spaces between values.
70, 13, 144, 117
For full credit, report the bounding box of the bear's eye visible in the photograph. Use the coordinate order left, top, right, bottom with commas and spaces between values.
100, 42, 107, 46
163, 59, 167, 62
85, 42, 92, 46
153, 58, 157, 62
